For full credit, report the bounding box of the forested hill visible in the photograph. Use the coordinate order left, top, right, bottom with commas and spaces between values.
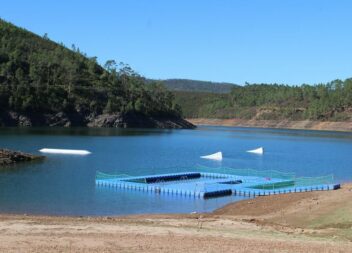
151, 79, 236, 93
0, 19, 194, 128
2, 19, 350, 127
173, 80, 352, 121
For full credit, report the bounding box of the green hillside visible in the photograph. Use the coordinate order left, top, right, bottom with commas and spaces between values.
1, 18, 350, 125
0, 19, 192, 128
174, 81, 352, 121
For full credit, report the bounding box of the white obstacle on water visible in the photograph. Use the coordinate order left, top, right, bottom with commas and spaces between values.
247, 147, 264, 155
39, 148, 91, 155
200, 151, 223, 161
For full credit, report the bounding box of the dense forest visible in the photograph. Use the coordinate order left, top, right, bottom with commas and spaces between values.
174, 80, 352, 121
0, 19, 193, 128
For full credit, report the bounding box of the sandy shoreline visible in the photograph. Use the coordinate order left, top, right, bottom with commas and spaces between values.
188, 118, 352, 132
1, 183, 351, 252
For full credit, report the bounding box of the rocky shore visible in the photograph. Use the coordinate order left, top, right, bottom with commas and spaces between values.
0, 148, 44, 166
0, 111, 196, 129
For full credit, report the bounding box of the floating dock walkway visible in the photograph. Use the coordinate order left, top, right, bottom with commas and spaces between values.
96, 171, 340, 199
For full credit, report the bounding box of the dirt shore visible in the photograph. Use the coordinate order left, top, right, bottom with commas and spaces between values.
1, 184, 351, 252
188, 118, 352, 132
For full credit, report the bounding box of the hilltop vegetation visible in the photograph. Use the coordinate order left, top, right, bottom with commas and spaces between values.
154, 79, 236, 94
0, 19, 193, 128
174, 80, 352, 121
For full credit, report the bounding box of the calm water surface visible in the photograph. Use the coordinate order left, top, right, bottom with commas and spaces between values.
0, 126, 351, 216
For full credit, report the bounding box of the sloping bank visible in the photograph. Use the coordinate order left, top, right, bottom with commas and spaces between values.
188, 118, 352, 132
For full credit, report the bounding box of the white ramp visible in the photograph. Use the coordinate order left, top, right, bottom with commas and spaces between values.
201, 151, 223, 161
247, 147, 264, 155
39, 148, 91, 155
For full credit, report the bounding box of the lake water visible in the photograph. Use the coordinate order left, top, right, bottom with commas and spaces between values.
0, 126, 351, 216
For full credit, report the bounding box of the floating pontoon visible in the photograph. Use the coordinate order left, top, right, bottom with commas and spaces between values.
39, 148, 91, 155
95, 169, 339, 199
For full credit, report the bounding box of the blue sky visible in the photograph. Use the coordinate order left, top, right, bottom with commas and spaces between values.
1, 0, 351, 85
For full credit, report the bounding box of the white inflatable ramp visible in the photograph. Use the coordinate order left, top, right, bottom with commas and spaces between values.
200, 151, 223, 161
39, 148, 91, 155
247, 147, 264, 155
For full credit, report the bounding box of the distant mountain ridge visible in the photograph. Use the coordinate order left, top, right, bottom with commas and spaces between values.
149, 79, 237, 94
